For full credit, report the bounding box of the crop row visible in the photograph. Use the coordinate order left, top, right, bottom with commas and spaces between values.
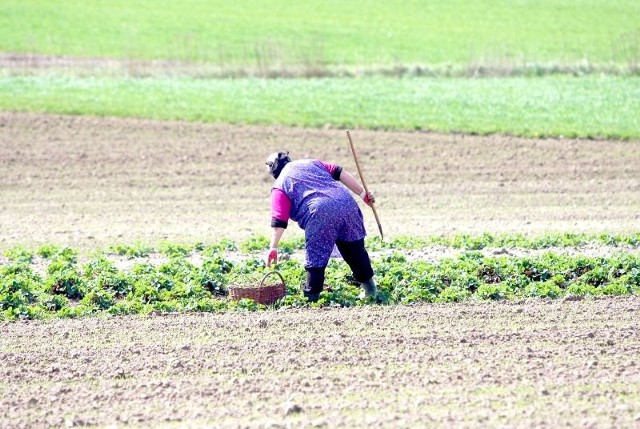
80, 231, 640, 256
1, 234, 639, 321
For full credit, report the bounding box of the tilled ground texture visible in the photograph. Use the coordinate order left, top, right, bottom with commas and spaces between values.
2, 111, 640, 429
1, 298, 639, 428
1, 112, 639, 250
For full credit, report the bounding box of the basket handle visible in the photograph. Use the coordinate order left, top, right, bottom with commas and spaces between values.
260, 270, 286, 287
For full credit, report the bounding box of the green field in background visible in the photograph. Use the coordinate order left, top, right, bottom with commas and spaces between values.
2, 0, 639, 69
2, 75, 638, 139
2, 1, 639, 138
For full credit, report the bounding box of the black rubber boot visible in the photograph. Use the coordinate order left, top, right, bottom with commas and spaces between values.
303, 267, 324, 303
303, 291, 321, 303
359, 277, 377, 300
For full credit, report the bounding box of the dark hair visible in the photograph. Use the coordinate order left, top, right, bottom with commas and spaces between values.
266, 151, 291, 179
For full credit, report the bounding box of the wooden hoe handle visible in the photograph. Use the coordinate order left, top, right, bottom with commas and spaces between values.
346, 130, 384, 240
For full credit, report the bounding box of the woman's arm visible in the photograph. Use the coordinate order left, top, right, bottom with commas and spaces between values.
269, 226, 285, 250
339, 169, 376, 206
271, 189, 291, 228
339, 169, 365, 195
267, 227, 285, 267
318, 160, 372, 201
267, 189, 291, 267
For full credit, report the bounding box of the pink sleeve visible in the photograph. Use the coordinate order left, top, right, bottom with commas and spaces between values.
271, 189, 291, 223
319, 160, 338, 176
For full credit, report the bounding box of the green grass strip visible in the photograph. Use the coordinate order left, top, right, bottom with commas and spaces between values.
2, 75, 639, 139
1, 0, 638, 68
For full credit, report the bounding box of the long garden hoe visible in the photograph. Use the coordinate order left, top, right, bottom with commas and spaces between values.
346, 130, 384, 240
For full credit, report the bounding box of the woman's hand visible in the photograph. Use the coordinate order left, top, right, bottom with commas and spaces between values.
363, 191, 375, 207
266, 248, 278, 267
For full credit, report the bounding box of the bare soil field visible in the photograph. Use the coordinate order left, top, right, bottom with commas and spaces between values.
1, 112, 640, 428
1, 112, 639, 251
2, 297, 640, 428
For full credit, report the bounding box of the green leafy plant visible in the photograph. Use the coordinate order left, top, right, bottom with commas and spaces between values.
109, 241, 153, 258
239, 236, 270, 253
1, 235, 639, 320
4, 247, 34, 264
202, 239, 237, 256
159, 242, 193, 258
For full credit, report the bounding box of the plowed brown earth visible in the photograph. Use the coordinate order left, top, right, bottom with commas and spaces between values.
1, 112, 639, 250
2, 298, 640, 428
2, 112, 640, 428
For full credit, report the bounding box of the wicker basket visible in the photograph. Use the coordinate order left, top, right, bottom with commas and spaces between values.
229, 271, 287, 305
